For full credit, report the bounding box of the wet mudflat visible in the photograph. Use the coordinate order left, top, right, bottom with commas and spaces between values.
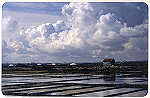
2, 69, 148, 97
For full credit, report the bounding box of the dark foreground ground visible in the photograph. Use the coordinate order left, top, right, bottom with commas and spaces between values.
2, 61, 148, 97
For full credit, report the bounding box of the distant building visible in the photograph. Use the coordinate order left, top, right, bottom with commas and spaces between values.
37, 63, 42, 66
9, 64, 15, 67
70, 63, 77, 66
103, 58, 115, 66
52, 63, 56, 66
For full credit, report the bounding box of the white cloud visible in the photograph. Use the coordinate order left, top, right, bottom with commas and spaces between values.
53, 20, 68, 33
120, 23, 148, 37
2, 2, 148, 63
2, 16, 19, 41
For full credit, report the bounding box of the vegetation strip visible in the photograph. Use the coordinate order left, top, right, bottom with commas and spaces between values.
62, 87, 121, 96
22, 86, 92, 96
3, 84, 65, 92
104, 88, 145, 97
2, 74, 93, 78
5, 86, 115, 96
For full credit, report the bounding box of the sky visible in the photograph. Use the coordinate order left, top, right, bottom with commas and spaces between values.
2, 2, 148, 63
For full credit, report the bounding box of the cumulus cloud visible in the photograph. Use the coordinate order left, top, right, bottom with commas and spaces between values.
2, 16, 18, 32
53, 20, 69, 33
2, 2, 148, 63
2, 16, 19, 42
120, 23, 148, 37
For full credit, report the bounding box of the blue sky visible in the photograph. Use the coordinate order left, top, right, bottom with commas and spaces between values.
3, 2, 68, 15
2, 2, 148, 63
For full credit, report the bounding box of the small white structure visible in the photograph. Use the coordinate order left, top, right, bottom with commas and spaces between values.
9, 64, 14, 67
37, 63, 42, 65
70, 63, 77, 66
52, 63, 56, 65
